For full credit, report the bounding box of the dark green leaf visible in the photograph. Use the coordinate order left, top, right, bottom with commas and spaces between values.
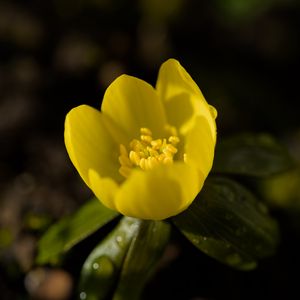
213, 134, 294, 177
173, 177, 279, 270
256, 167, 300, 211
79, 217, 141, 300
79, 218, 171, 300
36, 198, 119, 265
112, 220, 171, 300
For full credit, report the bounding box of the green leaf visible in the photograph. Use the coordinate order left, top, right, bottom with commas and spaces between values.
36, 198, 119, 265
213, 134, 294, 177
112, 220, 171, 300
173, 177, 279, 270
79, 218, 171, 300
79, 217, 141, 300
256, 167, 300, 211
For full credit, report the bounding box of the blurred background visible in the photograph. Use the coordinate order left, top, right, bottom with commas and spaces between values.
0, 0, 300, 299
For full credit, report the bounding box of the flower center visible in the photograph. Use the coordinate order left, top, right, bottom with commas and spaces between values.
118, 127, 180, 178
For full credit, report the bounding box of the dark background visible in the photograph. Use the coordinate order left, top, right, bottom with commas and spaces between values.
0, 0, 300, 299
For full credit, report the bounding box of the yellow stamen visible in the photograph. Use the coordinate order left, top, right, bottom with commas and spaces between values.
140, 127, 152, 136
129, 151, 140, 166
169, 136, 180, 145
118, 127, 181, 178
119, 166, 132, 178
141, 134, 152, 143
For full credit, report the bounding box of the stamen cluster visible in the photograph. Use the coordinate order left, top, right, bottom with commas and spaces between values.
119, 127, 180, 178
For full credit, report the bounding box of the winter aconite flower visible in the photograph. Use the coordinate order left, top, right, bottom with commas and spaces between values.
64, 59, 217, 220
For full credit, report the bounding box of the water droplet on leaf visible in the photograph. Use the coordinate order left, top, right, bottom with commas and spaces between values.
116, 235, 123, 243
115, 233, 126, 248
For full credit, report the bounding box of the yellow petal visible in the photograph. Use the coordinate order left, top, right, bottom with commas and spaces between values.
88, 169, 119, 210
101, 75, 167, 138
64, 105, 123, 186
185, 116, 215, 178
156, 58, 217, 142
114, 163, 203, 220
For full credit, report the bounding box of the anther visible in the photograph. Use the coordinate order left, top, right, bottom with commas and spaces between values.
148, 157, 159, 168
139, 158, 146, 170
166, 144, 178, 154
120, 144, 128, 156
140, 128, 152, 136
141, 135, 152, 143
118, 126, 183, 178
119, 155, 132, 167
119, 166, 131, 178
168, 136, 180, 145
151, 139, 162, 149
129, 151, 140, 166
130, 139, 139, 149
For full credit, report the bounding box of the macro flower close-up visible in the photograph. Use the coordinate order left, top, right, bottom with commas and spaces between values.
2, 1, 300, 299
64, 58, 217, 220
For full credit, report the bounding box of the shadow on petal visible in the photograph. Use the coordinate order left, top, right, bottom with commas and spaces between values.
185, 115, 216, 177
114, 163, 200, 220
88, 169, 120, 211
163, 92, 194, 131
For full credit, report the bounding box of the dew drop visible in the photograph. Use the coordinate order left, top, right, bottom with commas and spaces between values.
115, 234, 126, 248
116, 235, 124, 246
79, 292, 87, 299
92, 256, 114, 277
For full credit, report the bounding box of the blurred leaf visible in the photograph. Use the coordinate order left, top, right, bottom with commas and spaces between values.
257, 167, 300, 210
0, 228, 13, 251
79, 217, 170, 300
24, 212, 52, 232
112, 220, 170, 300
213, 134, 294, 177
173, 177, 279, 270
36, 198, 119, 265
214, 0, 277, 23
79, 217, 141, 300
140, 0, 183, 21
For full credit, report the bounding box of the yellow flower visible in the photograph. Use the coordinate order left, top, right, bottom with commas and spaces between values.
64, 59, 217, 220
